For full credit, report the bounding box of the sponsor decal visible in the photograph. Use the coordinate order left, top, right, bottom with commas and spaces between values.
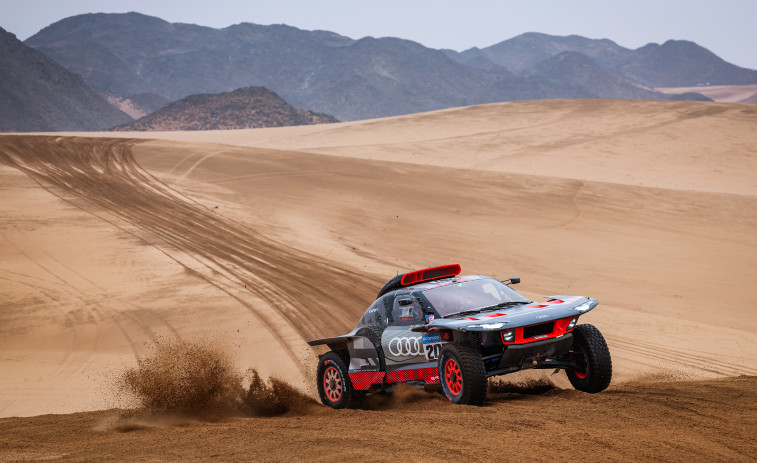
388, 337, 422, 356
422, 333, 441, 344
425, 314, 435, 323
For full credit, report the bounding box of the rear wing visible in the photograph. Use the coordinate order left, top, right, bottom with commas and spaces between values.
307, 335, 352, 347
377, 264, 461, 298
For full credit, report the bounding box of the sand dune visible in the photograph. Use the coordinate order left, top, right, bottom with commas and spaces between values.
97, 99, 757, 195
657, 84, 757, 104
1, 97, 756, 454
0, 137, 376, 417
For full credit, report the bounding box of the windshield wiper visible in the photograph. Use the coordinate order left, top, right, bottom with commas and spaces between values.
495, 301, 531, 308
445, 301, 531, 318
442, 301, 531, 318
445, 308, 485, 318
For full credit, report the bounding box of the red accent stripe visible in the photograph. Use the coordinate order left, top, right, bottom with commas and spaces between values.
348, 371, 385, 390
386, 367, 440, 384
483, 312, 507, 317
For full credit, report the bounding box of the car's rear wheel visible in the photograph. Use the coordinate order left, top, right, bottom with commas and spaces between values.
317, 351, 360, 408
566, 324, 612, 393
438, 343, 487, 406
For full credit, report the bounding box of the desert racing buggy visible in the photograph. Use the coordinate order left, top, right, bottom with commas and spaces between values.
309, 264, 612, 407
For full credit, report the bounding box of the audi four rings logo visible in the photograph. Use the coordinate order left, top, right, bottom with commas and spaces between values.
388, 337, 422, 356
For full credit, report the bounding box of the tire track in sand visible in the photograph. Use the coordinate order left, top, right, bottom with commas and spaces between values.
606, 334, 757, 377
0, 136, 378, 375
1, 226, 154, 381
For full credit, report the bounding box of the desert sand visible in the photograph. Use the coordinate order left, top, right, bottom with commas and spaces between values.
657, 84, 757, 104
1, 99, 756, 461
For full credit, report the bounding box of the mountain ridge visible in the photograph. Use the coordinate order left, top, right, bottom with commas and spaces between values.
456, 32, 757, 87
0, 26, 132, 131
18, 13, 755, 123
524, 51, 660, 100
112, 86, 338, 131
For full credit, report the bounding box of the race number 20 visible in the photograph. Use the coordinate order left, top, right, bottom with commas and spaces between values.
422, 333, 445, 361
425, 343, 441, 360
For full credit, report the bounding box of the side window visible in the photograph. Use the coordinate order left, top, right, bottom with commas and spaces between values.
361, 294, 394, 326
378, 294, 394, 325
391, 294, 423, 326
360, 301, 380, 326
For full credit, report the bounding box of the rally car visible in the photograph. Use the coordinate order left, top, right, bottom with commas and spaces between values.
309, 264, 612, 407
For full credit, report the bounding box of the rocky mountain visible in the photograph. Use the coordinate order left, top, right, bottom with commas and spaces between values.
456, 33, 757, 88
616, 40, 757, 87
112, 86, 337, 131
666, 92, 714, 102
23, 13, 751, 122
0, 26, 131, 132
105, 92, 169, 119
524, 51, 659, 100
458, 32, 633, 73
26, 13, 539, 121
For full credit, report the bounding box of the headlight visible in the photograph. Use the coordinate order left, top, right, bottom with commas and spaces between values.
567, 317, 578, 330
501, 330, 515, 343
468, 322, 506, 330
574, 301, 592, 313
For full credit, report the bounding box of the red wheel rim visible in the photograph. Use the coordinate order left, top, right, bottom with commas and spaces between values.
444, 358, 463, 396
323, 366, 343, 402
571, 344, 589, 379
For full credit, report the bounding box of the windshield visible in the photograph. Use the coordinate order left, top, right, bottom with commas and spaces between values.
421, 277, 530, 318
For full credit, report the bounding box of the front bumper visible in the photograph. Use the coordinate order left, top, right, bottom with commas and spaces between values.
497, 333, 573, 369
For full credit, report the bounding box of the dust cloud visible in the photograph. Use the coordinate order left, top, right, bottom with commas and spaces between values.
117, 339, 313, 421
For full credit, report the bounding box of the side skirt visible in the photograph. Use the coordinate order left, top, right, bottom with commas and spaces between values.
349, 362, 441, 390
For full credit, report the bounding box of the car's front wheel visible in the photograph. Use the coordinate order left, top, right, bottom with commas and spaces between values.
566, 324, 612, 393
438, 343, 487, 406
317, 351, 360, 408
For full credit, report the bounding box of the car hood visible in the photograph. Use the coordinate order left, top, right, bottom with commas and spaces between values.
412, 296, 598, 332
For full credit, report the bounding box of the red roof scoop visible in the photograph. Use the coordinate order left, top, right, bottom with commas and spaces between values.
400, 264, 461, 286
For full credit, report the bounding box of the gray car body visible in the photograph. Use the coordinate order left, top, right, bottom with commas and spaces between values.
308, 275, 598, 377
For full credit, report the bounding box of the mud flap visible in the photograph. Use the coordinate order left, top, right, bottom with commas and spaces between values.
347, 336, 381, 372
347, 336, 384, 390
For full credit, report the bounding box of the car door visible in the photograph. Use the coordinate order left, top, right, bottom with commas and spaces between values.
380, 293, 427, 367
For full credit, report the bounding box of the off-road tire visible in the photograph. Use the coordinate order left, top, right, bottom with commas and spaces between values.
356, 325, 386, 371
317, 351, 361, 409
330, 348, 349, 366
438, 342, 487, 406
566, 324, 612, 393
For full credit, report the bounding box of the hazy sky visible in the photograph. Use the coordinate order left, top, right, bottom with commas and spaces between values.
2, 0, 756, 69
